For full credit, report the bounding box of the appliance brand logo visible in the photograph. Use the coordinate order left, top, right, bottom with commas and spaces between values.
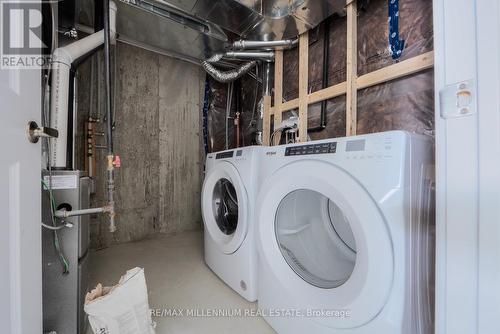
265, 151, 277, 156
1, 1, 51, 69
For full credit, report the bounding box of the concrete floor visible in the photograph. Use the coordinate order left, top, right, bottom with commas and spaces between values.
85, 230, 275, 334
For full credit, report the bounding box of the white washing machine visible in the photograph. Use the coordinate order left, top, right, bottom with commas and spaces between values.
201, 146, 262, 301
256, 131, 435, 333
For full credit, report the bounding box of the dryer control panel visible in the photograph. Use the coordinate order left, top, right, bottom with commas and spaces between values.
285, 142, 337, 156
215, 149, 244, 160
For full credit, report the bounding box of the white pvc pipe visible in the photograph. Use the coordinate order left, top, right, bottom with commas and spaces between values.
49, 61, 71, 167
50, 1, 117, 167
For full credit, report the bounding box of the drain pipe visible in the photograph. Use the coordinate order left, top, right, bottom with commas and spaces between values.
232, 39, 298, 50
103, 0, 117, 232
49, 1, 117, 168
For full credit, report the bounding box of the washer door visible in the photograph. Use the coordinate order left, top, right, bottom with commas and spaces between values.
257, 160, 394, 328
202, 161, 249, 254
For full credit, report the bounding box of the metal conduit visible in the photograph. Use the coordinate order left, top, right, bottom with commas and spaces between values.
232, 39, 298, 50
224, 51, 275, 60
103, 0, 117, 232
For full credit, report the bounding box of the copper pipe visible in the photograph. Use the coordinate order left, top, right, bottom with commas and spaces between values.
235, 112, 241, 148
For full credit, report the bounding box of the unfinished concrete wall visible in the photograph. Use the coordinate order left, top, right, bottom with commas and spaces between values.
158, 57, 205, 234
76, 43, 205, 249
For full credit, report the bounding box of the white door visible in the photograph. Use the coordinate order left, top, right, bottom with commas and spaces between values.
0, 2, 43, 332
434, 1, 500, 333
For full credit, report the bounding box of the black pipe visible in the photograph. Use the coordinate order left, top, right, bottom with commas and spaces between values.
308, 17, 331, 133
103, 0, 113, 153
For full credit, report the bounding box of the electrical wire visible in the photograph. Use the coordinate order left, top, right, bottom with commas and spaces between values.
270, 128, 285, 146
42, 178, 70, 274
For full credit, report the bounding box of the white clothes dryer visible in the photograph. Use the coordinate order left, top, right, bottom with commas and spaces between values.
256, 131, 435, 333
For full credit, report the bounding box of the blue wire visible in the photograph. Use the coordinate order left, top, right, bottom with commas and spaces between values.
389, 0, 405, 60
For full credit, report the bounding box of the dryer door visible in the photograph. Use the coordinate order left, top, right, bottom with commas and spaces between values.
202, 161, 249, 254
257, 159, 394, 328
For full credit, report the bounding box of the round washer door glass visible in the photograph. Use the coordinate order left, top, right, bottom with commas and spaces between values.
275, 189, 357, 289
212, 178, 239, 235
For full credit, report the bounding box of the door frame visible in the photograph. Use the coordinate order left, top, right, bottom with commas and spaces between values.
434, 1, 500, 333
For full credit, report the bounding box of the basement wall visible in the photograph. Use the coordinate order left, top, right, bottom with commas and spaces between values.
76, 43, 205, 249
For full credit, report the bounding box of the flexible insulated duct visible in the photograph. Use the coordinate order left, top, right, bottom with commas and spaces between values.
202, 54, 257, 83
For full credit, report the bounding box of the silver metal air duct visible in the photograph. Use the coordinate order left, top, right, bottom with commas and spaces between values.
165, 0, 348, 40
224, 51, 275, 60
232, 39, 298, 50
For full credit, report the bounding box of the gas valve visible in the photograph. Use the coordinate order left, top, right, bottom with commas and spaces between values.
113, 155, 121, 168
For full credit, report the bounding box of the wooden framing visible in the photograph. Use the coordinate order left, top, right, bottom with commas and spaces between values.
298, 33, 309, 142
357, 51, 434, 89
263, 0, 435, 145
274, 50, 284, 128
345, 0, 357, 136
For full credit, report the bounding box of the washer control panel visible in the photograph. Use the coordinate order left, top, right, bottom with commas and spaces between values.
216, 151, 234, 159
285, 142, 337, 156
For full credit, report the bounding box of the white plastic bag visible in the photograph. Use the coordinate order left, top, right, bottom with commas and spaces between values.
84, 267, 155, 334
